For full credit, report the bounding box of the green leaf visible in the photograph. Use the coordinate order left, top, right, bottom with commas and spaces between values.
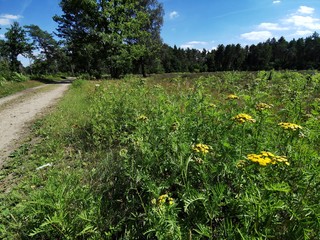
183, 193, 206, 213
194, 223, 211, 237
265, 182, 291, 193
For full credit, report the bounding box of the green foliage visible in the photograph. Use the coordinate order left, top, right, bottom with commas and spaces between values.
159, 33, 320, 73
0, 80, 41, 98
3, 22, 32, 72
25, 24, 65, 74
71, 79, 86, 88
10, 72, 29, 82
2, 72, 320, 239
54, 0, 164, 78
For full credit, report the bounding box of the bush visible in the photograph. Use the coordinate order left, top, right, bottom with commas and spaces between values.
10, 72, 29, 82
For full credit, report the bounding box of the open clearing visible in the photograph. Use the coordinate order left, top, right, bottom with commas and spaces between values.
0, 83, 70, 167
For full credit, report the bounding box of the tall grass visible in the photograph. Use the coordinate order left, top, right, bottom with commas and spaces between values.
1, 72, 320, 239
0, 80, 43, 98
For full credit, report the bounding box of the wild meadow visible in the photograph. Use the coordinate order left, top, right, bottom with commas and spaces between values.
1, 71, 320, 239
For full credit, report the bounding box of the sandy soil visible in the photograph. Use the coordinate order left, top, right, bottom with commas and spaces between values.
0, 83, 70, 168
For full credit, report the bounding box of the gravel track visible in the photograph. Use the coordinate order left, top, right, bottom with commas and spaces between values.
0, 83, 70, 167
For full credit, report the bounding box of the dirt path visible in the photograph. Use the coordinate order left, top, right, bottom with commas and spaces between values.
0, 83, 70, 167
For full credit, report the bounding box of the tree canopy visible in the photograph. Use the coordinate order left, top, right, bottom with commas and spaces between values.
53, 0, 164, 78
3, 22, 31, 72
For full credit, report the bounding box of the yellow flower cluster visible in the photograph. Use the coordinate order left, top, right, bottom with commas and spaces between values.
232, 113, 256, 124
278, 122, 302, 131
255, 102, 273, 111
152, 194, 174, 205
226, 94, 239, 100
247, 151, 289, 166
136, 115, 148, 121
192, 143, 210, 154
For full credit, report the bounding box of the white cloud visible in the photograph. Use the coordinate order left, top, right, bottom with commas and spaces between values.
241, 31, 273, 41
0, 14, 22, 26
0, 18, 11, 25
187, 41, 207, 45
298, 6, 314, 15
180, 44, 193, 49
282, 6, 320, 31
1, 14, 22, 20
169, 11, 179, 19
284, 15, 320, 30
295, 30, 313, 36
0, 34, 4, 39
273, 1, 281, 4
258, 22, 289, 31
180, 40, 216, 50
241, 5, 320, 42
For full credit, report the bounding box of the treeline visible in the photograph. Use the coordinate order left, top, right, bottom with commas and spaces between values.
160, 33, 320, 73
0, 0, 164, 79
1, 0, 320, 78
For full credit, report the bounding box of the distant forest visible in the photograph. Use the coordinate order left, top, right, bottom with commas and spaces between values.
1, 0, 320, 78
160, 33, 320, 73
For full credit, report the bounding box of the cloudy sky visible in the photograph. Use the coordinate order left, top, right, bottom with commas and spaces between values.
1, 0, 320, 51
162, 0, 320, 50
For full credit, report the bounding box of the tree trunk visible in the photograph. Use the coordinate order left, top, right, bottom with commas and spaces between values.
141, 58, 147, 78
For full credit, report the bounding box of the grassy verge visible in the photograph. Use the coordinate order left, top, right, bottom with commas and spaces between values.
0, 80, 43, 98
0, 79, 97, 238
1, 72, 320, 239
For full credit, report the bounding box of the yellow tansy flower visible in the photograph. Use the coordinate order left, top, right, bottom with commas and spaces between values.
256, 103, 273, 111
226, 94, 239, 100
168, 197, 174, 205
157, 194, 174, 206
246, 151, 289, 166
278, 122, 302, 131
232, 113, 256, 124
192, 143, 210, 154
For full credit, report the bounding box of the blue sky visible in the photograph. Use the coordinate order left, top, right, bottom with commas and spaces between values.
1, 0, 320, 51
162, 0, 320, 50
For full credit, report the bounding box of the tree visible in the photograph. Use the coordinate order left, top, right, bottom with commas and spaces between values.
25, 24, 62, 73
234, 44, 246, 70
204, 50, 215, 72
0, 38, 6, 59
214, 44, 225, 71
295, 38, 305, 69
305, 32, 320, 69
4, 22, 31, 72
0, 39, 11, 78
54, 0, 164, 78
272, 36, 288, 69
129, 0, 164, 77
286, 39, 297, 69
246, 43, 272, 70
53, 0, 102, 76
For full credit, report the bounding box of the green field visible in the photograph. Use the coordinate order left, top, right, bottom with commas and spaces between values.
1, 71, 320, 239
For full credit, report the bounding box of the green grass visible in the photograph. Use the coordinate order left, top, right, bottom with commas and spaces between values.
0, 80, 43, 98
1, 72, 320, 239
